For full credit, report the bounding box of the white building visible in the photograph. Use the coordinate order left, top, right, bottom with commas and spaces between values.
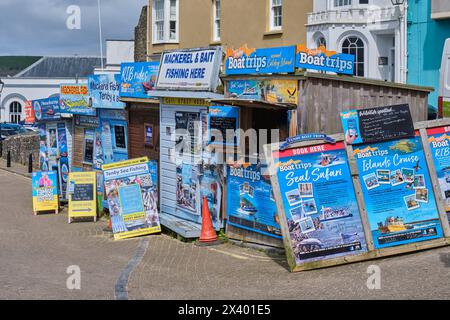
93, 40, 134, 75
306, 0, 407, 83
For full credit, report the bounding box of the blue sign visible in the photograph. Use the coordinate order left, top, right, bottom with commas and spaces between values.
354, 135, 444, 249
227, 163, 281, 239
280, 134, 336, 150
208, 106, 239, 146
273, 142, 367, 264
296, 45, 355, 75
60, 84, 94, 116
32, 96, 60, 121
119, 62, 159, 99
88, 74, 125, 109
225, 45, 296, 75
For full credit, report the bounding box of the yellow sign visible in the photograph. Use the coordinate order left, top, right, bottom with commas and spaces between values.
163, 97, 210, 107
68, 171, 97, 222
32, 171, 59, 214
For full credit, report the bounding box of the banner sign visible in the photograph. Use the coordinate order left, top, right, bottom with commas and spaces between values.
427, 126, 450, 212
225, 45, 296, 75
57, 122, 69, 199
60, 84, 94, 116
103, 157, 161, 240
25, 100, 35, 124
32, 171, 59, 213
156, 47, 221, 91
74, 115, 99, 128
208, 106, 239, 146
272, 142, 367, 265
227, 163, 281, 239
227, 79, 298, 104
88, 74, 125, 109
68, 172, 97, 220
32, 96, 61, 121
296, 45, 355, 75
119, 62, 159, 99
341, 104, 415, 145
354, 134, 443, 249
280, 133, 336, 150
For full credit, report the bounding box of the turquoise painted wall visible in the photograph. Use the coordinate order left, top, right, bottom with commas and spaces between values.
407, 0, 450, 115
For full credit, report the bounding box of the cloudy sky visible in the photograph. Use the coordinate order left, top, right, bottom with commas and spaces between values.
0, 0, 147, 56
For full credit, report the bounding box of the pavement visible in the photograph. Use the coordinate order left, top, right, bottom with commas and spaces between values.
1, 167, 450, 300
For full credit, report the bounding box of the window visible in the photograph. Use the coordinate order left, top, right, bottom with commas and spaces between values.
152, 0, 178, 43
342, 36, 365, 77
316, 37, 327, 48
113, 125, 127, 150
213, 0, 221, 41
270, 0, 282, 31
9, 101, 22, 123
334, 0, 352, 6
83, 129, 94, 164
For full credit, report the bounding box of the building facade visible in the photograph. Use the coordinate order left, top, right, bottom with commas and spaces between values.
407, 0, 450, 114
306, 0, 407, 83
146, 0, 313, 58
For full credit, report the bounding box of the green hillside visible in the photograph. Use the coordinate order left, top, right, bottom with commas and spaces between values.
0, 56, 42, 77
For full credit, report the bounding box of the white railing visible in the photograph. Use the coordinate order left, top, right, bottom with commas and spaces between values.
307, 7, 399, 25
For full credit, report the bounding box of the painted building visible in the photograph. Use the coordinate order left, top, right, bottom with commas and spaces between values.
306, 0, 407, 82
407, 0, 450, 115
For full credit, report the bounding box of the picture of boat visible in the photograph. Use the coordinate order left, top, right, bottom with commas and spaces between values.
237, 195, 258, 216
378, 216, 413, 234
319, 206, 353, 222
318, 153, 339, 167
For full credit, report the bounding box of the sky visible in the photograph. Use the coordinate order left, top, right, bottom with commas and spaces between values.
0, 0, 148, 56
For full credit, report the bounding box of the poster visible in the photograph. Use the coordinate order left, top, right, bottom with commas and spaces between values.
88, 73, 125, 109
103, 157, 161, 240
32, 96, 60, 121
38, 124, 48, 171
60, 84, 94, 116
272, 142, 367, 264
427, 126, 450, 212
354, 134, 444, 249
225, 45, 296, 75
227, 162, 281, 239
227, 79, 298, 104
57, 123, 69, 198
68, 172, 97, 219
119, 61, 159, 99
25, 100, 35, 124
340, 104, 415, 145
296, 44, 354, 75
32, 171, 59, 213
208, 106, 239, 146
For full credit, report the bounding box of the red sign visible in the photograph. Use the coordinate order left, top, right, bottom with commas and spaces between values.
24, 100, 35, 123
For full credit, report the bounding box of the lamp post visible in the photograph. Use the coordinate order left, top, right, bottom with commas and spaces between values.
391, 0, 406, 83
0, 78, 4, 156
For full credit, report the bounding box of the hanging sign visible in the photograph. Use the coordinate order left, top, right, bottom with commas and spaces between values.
340, 104, 415, 145
119, 62, 160, 99
354, 133, 444, 249
427, 126, 450, 212
280, 133, 336, 150
32, 96, 61, 121
68, 171, 97, 222
32, 171, 59, 214
295, 45, 355, 75
103, 157, 161, 240
88, 73, 125, 109
60, 84, 94, 116
227, 79, 298, 104
156, 47, 222, 91
225, 45, 296, 75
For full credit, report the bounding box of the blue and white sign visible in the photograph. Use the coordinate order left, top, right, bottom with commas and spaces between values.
296, 45, 355, 75
156, 47, 222, 91
88, 74, 125, 109
119, 62, 159, 99
225, 45, 296, 75
32, 96, 60, 121
208, 106, 239, 146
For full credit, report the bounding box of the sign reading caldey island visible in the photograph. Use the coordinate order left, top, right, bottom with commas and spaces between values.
341, 104, 415, 145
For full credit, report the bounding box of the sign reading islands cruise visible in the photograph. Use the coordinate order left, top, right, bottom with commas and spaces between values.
156, 47, 222, 91
225, 45, 296, 75
296, 45, 355, 75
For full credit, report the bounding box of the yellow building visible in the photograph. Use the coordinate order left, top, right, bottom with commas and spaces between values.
146, 0, 313, 57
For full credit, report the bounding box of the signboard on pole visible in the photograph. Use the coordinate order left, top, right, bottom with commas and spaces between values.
88, 74, 125, 109
32, 171, 59, 215
103, 157, 161, 240
295, 45, 355, 75
156, 47, 222, 91
354, 133, 444, 249
60, 84, 94, 116
119, 62, 159, 99
68, 171, 97, 223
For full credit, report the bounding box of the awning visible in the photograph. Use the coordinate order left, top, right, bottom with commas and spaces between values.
120, 97, 160, 104
208, 98, 297, 110
145, 90, 224, 100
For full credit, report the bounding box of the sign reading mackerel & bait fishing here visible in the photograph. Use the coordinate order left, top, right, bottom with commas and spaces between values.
68, 171, 97, 223
296, 45, 355, 75
60, 84, 94, 116
267, 141, 368, 271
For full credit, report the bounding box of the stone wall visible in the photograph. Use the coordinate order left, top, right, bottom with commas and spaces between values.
134, 6, 148, 62
1, 133, 39, 168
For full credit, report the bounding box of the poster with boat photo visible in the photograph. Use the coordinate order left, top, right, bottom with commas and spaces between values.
354, 133, 444, 249
271, 142, 367, 265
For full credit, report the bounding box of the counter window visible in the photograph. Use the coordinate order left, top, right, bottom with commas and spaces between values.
113, 125, 127, 150
83, 129, 94, 164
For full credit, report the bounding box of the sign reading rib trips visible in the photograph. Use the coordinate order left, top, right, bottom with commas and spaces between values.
296, 45, 355, 75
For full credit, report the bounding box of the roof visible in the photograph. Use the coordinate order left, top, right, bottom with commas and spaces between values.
209, 98, 297, 110
0, 56, 42, 77
14, 56, 105, 78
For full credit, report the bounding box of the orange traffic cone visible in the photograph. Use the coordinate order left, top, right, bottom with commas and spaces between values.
199, 196, 218, 243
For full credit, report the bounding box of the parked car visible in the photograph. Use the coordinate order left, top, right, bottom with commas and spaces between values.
439, 38, 450, 118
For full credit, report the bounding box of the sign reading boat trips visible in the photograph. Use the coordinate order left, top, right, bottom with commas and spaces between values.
60, 84, 94, 116
103, 157, 161, 240
269, 142, 367, 270
156, 47, 222, 91
227, 162, 282, 239
354, 133, 444, 249
295, 45, 355, 75
340, 104, 415, 145
427, 126, 450, 213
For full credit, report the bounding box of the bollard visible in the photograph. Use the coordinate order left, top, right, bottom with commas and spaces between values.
28, 154, 33, 173
6, 151, 11, 168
